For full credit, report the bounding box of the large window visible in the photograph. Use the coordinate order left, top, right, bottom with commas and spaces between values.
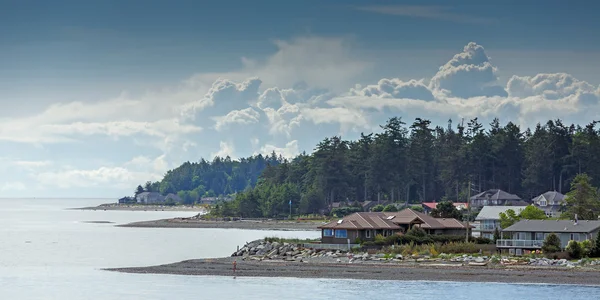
571, 233, 580, 241
535, 233, 544, 241
335, 229, 348, 238
323, 229, 333, 237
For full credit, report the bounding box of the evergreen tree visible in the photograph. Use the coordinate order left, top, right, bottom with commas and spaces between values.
562, 173, 600, 220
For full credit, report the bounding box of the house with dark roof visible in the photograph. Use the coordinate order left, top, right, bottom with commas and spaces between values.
497, 219, 600, 255
318, 208, 471, 244
135, 192, 165, 204
531, 191, 567, 217
470, 189, 528, 209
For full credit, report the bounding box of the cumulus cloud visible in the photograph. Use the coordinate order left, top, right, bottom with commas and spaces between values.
211, 141, 236, 159
507, 73, 600, 105
181, 77, 262, 120
430, 42, 507, 98
213, 107, 261, 131
257, 140, 300, 159
349, 78, 435, 101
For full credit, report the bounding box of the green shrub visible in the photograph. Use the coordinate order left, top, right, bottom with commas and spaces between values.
474, 237, 493, 244
374, 234, 386, 245
382, 204, 398, 212
567, 240, 583, 259
580, 240, 594, 257
438, 242, 480, 254
406, 226, 427, 238
371, 205, 385, 212
542, 233, 561, 254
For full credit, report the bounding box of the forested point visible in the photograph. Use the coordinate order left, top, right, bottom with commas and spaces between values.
132, 117, 600, 218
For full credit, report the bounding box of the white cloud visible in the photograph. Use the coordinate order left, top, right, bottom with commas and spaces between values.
213, 107, 261, 131
0, 181, 26, 191
34, 167, 162, 189
257, 140, 300, 159
12, 160, 53, 168
189, 36, 371, 93
211, 141, 236, 159
39, 119, 201, 139
301, 107, 371, 133
125, 155, 170, 174
181, 77, 262, 120
430, 42, 507, 98
507, 73, 600, 105
349, 78, 435, 101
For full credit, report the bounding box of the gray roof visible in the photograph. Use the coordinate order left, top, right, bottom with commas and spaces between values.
503, 220, 600, 233
531, 191, 566, 206
475, 206, 528, 220
471, 189, 522, 201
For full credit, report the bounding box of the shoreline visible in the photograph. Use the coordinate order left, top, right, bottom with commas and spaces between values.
117, 218, 322, 231
72, 203, 207, 212
105, 257, 600, 285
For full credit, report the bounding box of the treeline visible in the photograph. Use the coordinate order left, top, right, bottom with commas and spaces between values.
214, 117, 600, 218
134, 153, 285, 202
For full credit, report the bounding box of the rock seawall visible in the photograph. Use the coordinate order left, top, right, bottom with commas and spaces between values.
232, 239, 600, 268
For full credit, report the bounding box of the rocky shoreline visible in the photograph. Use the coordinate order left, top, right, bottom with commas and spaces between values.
107, 239, 600, 285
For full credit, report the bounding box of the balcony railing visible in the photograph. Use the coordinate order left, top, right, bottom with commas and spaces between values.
496, 239, 543, 248
481, 225, 498, 231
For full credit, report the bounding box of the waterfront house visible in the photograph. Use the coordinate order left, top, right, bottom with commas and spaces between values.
421, 201, 469, 215
318, 208, 471, 244
472, 206, 528, 239
497, 219, 600, 255
135, 192, 166, 204
531, 191, 567, 218
165, 193, 182, 203
469, 189, 528, 209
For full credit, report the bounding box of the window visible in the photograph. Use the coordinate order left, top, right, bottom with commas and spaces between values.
323, 229, 333, 237
539, 200, 547, 207
365, 230, 371, 238
571, 233, 580, 241
335, 229, 348, 238
535, 233, 544, 241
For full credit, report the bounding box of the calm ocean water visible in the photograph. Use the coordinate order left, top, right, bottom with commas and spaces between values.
1, 198, 599, 299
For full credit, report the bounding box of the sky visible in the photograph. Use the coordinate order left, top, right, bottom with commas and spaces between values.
1, 0, 600, 198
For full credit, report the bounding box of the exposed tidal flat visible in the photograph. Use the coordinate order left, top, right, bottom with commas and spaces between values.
74, 202, 207, 212
118, 216, 322, 231
106, 256, 600, 286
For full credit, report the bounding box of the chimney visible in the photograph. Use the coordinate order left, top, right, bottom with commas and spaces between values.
575, 214, 578, 225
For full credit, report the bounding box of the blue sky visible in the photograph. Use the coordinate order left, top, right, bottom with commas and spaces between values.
1, 0, 599, 198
